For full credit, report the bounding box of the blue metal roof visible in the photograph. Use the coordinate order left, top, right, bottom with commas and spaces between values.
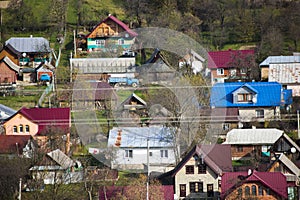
210, 82, 283, 107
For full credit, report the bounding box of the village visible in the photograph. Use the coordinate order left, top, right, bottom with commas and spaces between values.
1, 12, 300, 200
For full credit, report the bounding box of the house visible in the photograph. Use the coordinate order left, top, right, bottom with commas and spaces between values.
200, 106, 242, 138
69, 57, 136, 81
115, 93, 148, 127
223, 128, 300, 161
208, 49, 255, 85
0, 36, 51, 67
29, 149, 83, 185
179, 49, 208, 76
221, 170, 288, 200
266, 153, 300, 199
210, 81, 292, 124
137, 48, 176, 85
0, 56, 20, 84
0, 135, 36, 158
3, 107, 71, 152
85, 14, 138, 52
107, 126, 176, 172
259, 52, 300, 96
72, 81, 118, 111
98, 185, 174, 200
158, 144, 233, 199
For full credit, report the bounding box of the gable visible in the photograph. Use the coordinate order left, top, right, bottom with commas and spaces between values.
3, 113, 38, 135
87, 15, 137, 39
208, 49, 254, 69
210, 82, 282, 107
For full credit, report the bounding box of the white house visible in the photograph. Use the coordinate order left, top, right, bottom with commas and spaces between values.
107, 126, 177, 173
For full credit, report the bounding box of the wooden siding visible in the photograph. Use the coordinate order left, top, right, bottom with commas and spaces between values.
224, 182, 283, 200
0, 49, 18, 65
231, 145, 261, 160
0, 61, 17, 83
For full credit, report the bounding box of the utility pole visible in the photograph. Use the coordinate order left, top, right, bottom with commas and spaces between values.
297, 110, 300, 139
18, 178, 22, 200
146, 138, 149, 200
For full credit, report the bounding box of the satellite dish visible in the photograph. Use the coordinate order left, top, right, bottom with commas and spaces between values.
291, 147, 297, 154
252, 96, 257, 103
22, 52, 26, 57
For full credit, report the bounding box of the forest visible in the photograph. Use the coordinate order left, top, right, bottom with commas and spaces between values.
1, 0, 300, 63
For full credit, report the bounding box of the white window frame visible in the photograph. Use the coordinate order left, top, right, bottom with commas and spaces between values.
222, 123, 230, 131
217, 68, 224, 75
118, 38, 125, 45
13, 126, 18, 133
160, 150, 168, 158
256, 110, 264, 118
95, 40, 105, 46
125, 149, 133, 158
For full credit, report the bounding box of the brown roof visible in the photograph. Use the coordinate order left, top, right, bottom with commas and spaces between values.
211, 107, 239, 122
0, 135, 31, 154
159, 144, 233, 179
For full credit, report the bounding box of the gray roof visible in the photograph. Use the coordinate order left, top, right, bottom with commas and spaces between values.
107, 126, 174, 148
70, 57, 136, 74
275, 153, 300, 177
0, 104, 16, 120
3, 56, 20, 72
5, 37, 51, 53
259, 55, 300, 66
223, 128, 284, 145
47, 149, 75, 169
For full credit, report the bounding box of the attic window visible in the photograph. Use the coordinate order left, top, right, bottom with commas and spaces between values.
237, 93, 253, 102
13, 126, 17, 133
186, 165, 194, 174
217, 68, 224, 75
19, 125, 23, 133
198, 163, 206, 174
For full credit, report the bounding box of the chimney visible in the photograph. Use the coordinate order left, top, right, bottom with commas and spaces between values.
248, 169, 252, 176
115, 129, 122, 147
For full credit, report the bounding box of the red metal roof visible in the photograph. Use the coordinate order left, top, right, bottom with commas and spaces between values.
18, 107, 70, 135
86, 15, 138, 38
0, 135, 31, 154
208, 49, 255, 69
221, 170, 287, 199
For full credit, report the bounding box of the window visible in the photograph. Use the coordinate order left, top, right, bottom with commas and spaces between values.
256, 110, 264, 118
217, 68, 224, 75
237, 93, 253, 102
222, 123, 230, 131
236, 146, 243, 152
185, 165, 194, 174
252, 185, 257, 196
265, 188, 270, 195
160, 150, 168, 158
258, 186, 263, 196
149, 152, 153, 157
180, 184, 186, 197
207, 184, 214, 197
95, 40, 105, 46
230, 69, 236, 76
240, 68, 247, 74
118, 39, 125, 45
125, 150, 133, 158
25, 125, 30, 133
238, 188, 242, 197
190, 182, 203, 193
245, 186, 250, 196
13, 126, 17, 133
198, 163, 206, 174
19, 125, 23, 133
